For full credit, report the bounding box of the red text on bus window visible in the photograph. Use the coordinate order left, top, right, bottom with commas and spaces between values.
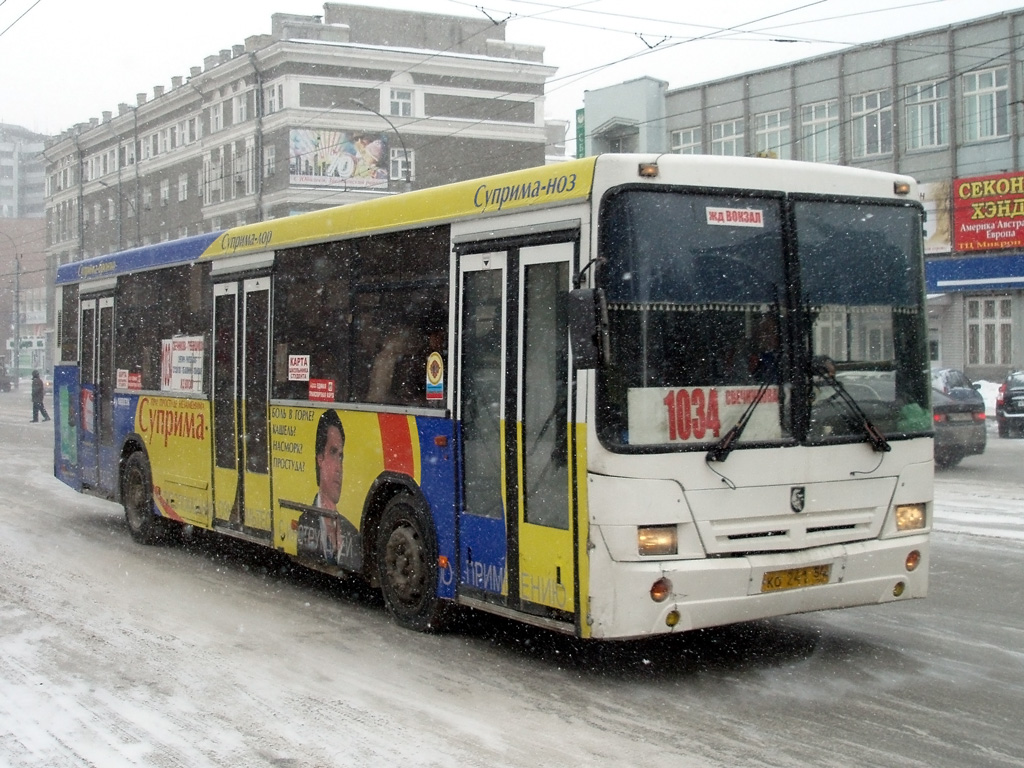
662, 387, 721, 441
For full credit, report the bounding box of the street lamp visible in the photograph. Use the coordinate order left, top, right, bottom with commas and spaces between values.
349, 98, 412, 191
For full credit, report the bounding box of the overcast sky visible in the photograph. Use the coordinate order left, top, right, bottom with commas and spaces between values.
2, 0, 1024, 144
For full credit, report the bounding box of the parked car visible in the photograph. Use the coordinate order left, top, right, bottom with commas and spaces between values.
995, 371, 1024, 438
932, 388, 987, 467
931, 368, 985, 404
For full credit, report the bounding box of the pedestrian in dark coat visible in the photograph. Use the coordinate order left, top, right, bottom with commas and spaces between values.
31, 370, 50, 422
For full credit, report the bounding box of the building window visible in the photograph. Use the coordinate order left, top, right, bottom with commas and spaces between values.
754, 109, 790, 159
210, 102, 224, 133
142, 187, 153, 211
608, 133, 638, 153
800, 99, 839, 163
178, 172, 188, 202
671, 127, 702, 154
159, 179, 170, 206
967, 297, 1012, 365
390, 147, 415, 182
390, 89, 413, 117
963, 66, 1009, 142
851, 90, 892, 158
234, 93, 249, 124
905, 80, 948, 150
107, 198, 115, 221
245, 138, 256, 195
264, 144, 276, 177
710, 119, 744, 156
265, 84, 284, 114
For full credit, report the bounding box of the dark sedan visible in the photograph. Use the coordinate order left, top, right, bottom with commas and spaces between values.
996, 371, 1024, 438
933, 388, 986, 468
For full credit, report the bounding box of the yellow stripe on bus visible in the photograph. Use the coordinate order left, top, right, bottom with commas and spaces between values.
200, 158, 598, 261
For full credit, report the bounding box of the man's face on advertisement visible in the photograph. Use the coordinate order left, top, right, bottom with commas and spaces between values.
317, 425, 344, 509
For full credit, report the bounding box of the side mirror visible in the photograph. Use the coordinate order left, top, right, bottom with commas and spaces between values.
568, 288, 610, 369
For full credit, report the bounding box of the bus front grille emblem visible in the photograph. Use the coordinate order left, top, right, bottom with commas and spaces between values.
790, 487, 806, 513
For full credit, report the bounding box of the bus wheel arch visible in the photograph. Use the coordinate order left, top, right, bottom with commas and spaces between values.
121, 450, 162, 544
373, 487, 451, 632
120, 446, 179, 545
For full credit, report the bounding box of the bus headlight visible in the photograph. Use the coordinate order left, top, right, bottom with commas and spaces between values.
638, 525, 678, 556
894, 503, 926, 531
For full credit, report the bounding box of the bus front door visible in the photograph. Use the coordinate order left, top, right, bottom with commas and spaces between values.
79, 295, 116, 493
457, 238, 578, 625
457, 253, 509, 599
212, 278, 273, 538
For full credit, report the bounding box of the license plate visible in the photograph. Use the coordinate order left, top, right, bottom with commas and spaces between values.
761, 564, 832, 593
947, 412, 974, 421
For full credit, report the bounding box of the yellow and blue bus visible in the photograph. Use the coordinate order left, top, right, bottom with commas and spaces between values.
53, 154, 932, 639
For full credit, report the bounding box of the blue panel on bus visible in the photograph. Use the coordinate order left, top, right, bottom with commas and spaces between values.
415, 414, 457, 600
55, 232, 223, 285
53, 365, 81, 491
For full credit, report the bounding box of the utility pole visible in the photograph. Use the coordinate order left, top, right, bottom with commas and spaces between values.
0, 229, 19, 390
13, 256, 20, 390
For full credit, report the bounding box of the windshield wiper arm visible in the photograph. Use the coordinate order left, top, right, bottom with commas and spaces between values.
706, 379, 773, 463
812, 357, 890, 453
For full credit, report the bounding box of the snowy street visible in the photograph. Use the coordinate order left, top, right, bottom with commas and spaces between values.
1, 389, 1023, 768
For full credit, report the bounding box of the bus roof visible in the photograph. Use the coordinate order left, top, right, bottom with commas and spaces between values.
56, 157, 599, 286
56, 153, 917, 287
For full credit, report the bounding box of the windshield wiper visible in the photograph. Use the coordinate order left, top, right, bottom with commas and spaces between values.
706, 379, 773, 463
812, 356, 890, 453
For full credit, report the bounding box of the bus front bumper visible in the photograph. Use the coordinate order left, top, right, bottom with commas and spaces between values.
585, 533, 929, 640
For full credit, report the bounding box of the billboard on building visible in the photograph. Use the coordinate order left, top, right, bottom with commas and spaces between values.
919, 181, 952, 255
953, 171, 1024, 252
289, 129, 389, 189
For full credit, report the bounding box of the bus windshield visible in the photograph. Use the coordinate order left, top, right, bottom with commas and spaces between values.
596, 188, 929, 451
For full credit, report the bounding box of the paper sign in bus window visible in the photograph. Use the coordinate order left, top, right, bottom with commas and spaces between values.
627, 385, 782, 445
706, 207, 765, 227
160, 336, 205, 393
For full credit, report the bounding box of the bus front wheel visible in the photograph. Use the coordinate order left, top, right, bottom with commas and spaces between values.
122, 453, 163, 545
376, 494, 449, 632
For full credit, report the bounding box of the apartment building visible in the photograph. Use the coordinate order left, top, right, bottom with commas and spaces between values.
44, 3, 554, 266
1, 124, 45, 219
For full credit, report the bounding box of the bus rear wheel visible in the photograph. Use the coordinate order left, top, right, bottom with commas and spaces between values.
376, 494, 449, 632
122, 452, 165, 545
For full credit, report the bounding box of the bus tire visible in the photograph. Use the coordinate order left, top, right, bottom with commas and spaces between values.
122, 452, 163, 545
376, 493, 449, 632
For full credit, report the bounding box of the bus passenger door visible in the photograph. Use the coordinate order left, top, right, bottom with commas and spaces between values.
212, 278, 273, 537
457, 253, 509, 599
79, 295, 116, 492
516, 244, 575, 617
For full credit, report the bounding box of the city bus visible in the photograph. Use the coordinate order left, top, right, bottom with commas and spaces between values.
52, 154, 932, 640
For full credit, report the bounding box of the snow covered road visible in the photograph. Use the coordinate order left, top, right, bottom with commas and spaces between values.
1, 390, 1022, 768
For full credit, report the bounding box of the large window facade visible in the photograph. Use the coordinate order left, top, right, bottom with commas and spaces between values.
967, 297, 1012, 366
800, 100, 839, 163
754, 109, 791, 159
905, 80, 949, 150
851, 90, 893, 158
710, 119, 744, 156
671, 127, 702, 155
963, 66, 1009, 142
